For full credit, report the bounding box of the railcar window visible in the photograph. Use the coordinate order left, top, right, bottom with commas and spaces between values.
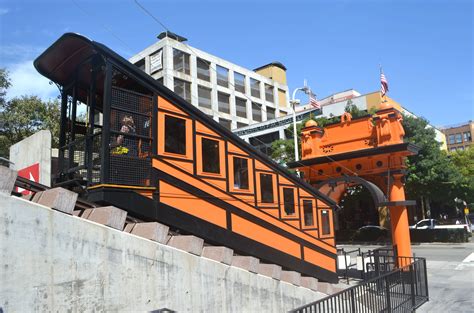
283, 188, 295, 215
260, 173, 274, 203
233, 157, 249, 189
321, 210, 330, 235
165, 115, 186, 155
303, 200, 314, 226
202, 138, 220, 174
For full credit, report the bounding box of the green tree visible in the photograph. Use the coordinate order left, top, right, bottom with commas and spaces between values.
0, 69, 60, 158
402, 115, 463, 218
450, 148, 474, 208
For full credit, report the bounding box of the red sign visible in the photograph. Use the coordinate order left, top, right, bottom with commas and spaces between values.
16, 163, 39, 195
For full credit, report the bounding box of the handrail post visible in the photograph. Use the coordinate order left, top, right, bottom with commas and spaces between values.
350, 288, 356, 313
385, 276, 392, 313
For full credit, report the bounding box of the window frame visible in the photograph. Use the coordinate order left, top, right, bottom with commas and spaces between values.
252, 102, 262, 122
301, 198, 316, 228
250, 78, 260, 98
217, 92, 230, 114
256, 172, 277, 207
279, 186, 299, 218
318, 208, 333, 237
158, 111, 193, 160
197, 85, 212, 109
235, 97, 247, 118
265, 84, 274, 102
173, 78, 191, 103
173, 49, 190, 75
196, 58, 211, 82
216, 65, 229, 87
196, 135, 225, 178
229, 155, 254, 194
234, 72, 246, 93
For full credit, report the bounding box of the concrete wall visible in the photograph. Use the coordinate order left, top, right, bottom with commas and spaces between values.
0, 193, 325, 312
9, 130, 51, 187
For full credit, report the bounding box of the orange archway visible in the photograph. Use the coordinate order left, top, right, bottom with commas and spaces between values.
288, 106, 419, 260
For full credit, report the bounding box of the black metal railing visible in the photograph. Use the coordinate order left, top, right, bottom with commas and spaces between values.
291, 256, 428, 313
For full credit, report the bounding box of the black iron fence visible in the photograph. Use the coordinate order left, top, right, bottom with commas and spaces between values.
291, 256, 428, 313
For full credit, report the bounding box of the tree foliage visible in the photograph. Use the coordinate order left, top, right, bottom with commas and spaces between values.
0, 68, 60, 158
450, 148, 474, 208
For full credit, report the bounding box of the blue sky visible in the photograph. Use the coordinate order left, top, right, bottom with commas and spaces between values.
0, 0, 472, 126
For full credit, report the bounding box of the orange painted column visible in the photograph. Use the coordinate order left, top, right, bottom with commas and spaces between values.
389, 174, 412, 263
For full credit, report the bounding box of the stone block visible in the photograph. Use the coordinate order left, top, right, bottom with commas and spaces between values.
300, 276, 318, 291
316, 282, 333, 295
131, 222, 169, 243
86, 206, 127, 230
258, 263, 282, 280
81, 208, 93, 219
167, 235, 204, 256
281, 271, 301, 286
0, 166, 18, 195
202, 246, 234, 265
231, 256, 259, 273
35, 187, 78, 214
123, 223, 136, 233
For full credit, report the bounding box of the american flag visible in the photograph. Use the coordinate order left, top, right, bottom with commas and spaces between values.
309, 93, 320, 109
380, 71, 389, 97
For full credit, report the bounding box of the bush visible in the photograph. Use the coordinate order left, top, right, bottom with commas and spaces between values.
410, 228, 469, 243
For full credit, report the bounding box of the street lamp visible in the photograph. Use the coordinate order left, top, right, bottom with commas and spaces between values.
289, 84, 312, 163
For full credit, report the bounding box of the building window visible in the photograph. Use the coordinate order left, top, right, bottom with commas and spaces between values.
233, 157, 249, 190
235, 97, 247, 118
202, 138, 220, 174
237, 122, 247, 129
173, 49, 190, 74
303, 200, 314, 226
321, 210, 331, 235
198, 86, 212, 109
197, 58, 210, 82
165, 115, 186, 155
134, 59, 145, 72
265, 84, 274, 102
218, 92, 230, 114
174, 78, 191, 102
260, 173, 274, 203
234, 72, 246, 93
283, 188, 295, 215
252, 103, 262, 122
156, 77, 164, 85
217, 65, 228, 87
280, 110, 287, 117
250, 78, 260, 98
449, 134, 455, 144
219, 118, 232, 130
267, 107, 275, 120
455, 133, 462, 144
463, 132, 472, 142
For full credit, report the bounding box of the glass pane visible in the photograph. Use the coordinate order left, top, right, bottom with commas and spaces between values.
217, 65, 228, 87
234, 72, 246, 93
449, 135, 455, 144
283, 188, 295, 215
134, 59, 145, 71
233, 157, 249, 189
265, 84, 274, 102
165, 115, 186, 155
219, 118, 232, 130
218, 92, 230, 113
237, 122, 247, 128
173, 49, 190, 74
455, 133, 462, 143
235, 97, 247, 118
303, 200, 314, 226
202, 138, 220, 174
198, 86, 212, 109
250, 78, 260, 98
267, 107, 275, 119
260, 173, 274, 203
321, 210, 330, 235
174, 79, 191, 102
252, 103, 262, 122
197, 58, 210, 81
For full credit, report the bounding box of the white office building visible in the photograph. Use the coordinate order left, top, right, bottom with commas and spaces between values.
129, 32, 292, 130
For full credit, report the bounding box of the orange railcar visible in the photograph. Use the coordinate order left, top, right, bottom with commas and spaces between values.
34, 33, 338, 282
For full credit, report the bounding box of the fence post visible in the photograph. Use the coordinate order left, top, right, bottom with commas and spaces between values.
423, 258, 429, 299
385, 277, 392, 313
410, 263, 416, 307
350, 288, 356, 313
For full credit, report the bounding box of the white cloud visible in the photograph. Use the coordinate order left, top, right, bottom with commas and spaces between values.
6, 60, 59, 101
